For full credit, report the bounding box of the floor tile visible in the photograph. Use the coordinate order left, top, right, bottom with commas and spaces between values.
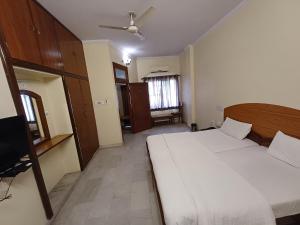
51, 124, 189, 225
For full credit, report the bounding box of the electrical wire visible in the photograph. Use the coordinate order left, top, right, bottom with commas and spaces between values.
0, 177, 14, 202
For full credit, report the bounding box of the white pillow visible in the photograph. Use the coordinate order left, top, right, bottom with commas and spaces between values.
268, 131, 300, 168
220, 117, 252, 140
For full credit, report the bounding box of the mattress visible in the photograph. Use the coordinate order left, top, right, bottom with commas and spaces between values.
192, 129, 258, 152
147, 133, 275, 225
218, 146, 300, 218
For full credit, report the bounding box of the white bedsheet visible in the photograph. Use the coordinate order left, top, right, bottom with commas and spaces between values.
192, 129, 258, 152
147, 133, 275, 225
218, 146, 300, 218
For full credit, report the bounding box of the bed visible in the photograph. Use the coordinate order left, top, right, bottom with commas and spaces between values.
146, 103, 300, 225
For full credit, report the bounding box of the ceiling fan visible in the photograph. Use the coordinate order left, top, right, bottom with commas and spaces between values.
98, 6, 154, 40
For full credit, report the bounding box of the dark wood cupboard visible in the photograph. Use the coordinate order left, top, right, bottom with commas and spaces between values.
0, 0, 87, 74
0, 0, 99, 169
54, 21, 88, 77
0, 0, 42, 64
28, 1, 63, 70
64, 77, 99, 168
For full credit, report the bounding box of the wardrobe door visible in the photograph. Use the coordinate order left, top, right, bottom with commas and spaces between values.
80, 80, 99, 154
128, 83, 152, 133
28, 0, 63, 70
64, 77, 91, 168
54, 21, 88, 76
0, 0, 41, 64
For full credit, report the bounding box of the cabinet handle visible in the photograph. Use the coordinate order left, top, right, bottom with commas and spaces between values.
37, 29, 41, 35
31, 25, 36, 32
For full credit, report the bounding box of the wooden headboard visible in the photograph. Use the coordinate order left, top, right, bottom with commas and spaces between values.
224, 103, 300, 146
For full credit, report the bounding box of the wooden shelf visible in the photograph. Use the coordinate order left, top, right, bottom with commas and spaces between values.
36, 134, 73, 157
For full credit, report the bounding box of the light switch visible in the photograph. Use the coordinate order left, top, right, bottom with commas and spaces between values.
96, 100, 106, 105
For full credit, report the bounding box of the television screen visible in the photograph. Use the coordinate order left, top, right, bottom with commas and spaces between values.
0, 116, 30, 173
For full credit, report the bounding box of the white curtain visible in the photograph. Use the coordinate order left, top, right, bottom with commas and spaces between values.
145, 75, 179, 110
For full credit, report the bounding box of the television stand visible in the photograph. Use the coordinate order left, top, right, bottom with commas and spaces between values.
0, 160, 32, 178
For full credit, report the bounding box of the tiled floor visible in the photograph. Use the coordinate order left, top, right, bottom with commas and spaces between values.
51, 124, 189, 225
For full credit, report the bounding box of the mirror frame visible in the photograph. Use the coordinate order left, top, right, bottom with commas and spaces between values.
20, 90, 50, 145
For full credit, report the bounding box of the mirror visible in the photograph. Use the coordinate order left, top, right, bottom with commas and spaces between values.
20, 90, 50, 145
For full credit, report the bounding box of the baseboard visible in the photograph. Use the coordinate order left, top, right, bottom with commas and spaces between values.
99, 143, 123, 149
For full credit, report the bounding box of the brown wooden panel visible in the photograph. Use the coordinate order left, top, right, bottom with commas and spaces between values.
128, 83, 152, 133
64, 77, 99, 168
64, 77, 89, 167
74, 41, 88, 76
54, 21, 88, 76
28, 0, 63, 70
224, 103, 300, 145
80, 80, 99, 153
0, 0, 41, 64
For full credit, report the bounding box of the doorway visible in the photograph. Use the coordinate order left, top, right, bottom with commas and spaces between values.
116, 84, 132, 133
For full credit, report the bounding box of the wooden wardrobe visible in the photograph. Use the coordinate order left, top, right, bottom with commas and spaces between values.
0, 0, 99, 169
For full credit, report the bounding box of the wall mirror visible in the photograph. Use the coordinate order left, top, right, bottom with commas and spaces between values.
20, 90, 50, 145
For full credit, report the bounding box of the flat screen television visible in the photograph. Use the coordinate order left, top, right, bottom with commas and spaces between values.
0, 116, 30, 173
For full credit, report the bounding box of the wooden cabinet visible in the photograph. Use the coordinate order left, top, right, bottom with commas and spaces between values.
0, 0, 87, 76
54, 21, 88, 77
28, 1, 63, 70
0, 0, 98, 168
0, 0, 41, 64
80, 80, 99, 152
64, 77, 99, 168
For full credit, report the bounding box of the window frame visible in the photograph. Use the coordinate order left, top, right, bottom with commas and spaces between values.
143, 75, 180, 111
112, 62, 129, 84
20, 90, 50, 145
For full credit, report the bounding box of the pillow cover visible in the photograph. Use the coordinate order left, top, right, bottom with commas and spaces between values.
268, 131, 300, 167
220, 117, 252, 140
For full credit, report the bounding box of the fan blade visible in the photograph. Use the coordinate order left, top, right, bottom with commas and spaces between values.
134, 31, 145, 40
98, 25, 127, 30
135, 6, 155, 27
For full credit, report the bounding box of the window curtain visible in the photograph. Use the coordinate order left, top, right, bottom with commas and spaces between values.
144, 75, 179, 110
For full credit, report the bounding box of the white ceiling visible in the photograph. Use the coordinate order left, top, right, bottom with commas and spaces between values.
37, 0, 243, 57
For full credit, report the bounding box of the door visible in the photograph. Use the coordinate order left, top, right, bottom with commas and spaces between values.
128, 83, 152, 133
80, 80, 99, 154
28, 0, 63, 70
0, 0, 41, 64
64, 77, 88, 167
64, 77, 99, 169
54, 21, 88, 76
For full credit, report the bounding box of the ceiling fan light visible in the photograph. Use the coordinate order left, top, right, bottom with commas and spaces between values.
128, 25, 138, 33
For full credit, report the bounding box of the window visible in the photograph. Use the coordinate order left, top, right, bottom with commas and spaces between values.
20, 90, 50, 145
144, 75, 179, 110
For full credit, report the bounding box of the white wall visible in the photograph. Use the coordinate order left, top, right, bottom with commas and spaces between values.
83, 41, 123, 148
184, 0, 300, 129
109, 43, 138, 83
179, 45, 196, 126
16, 75, 73, 137
136, 55, 180, 81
